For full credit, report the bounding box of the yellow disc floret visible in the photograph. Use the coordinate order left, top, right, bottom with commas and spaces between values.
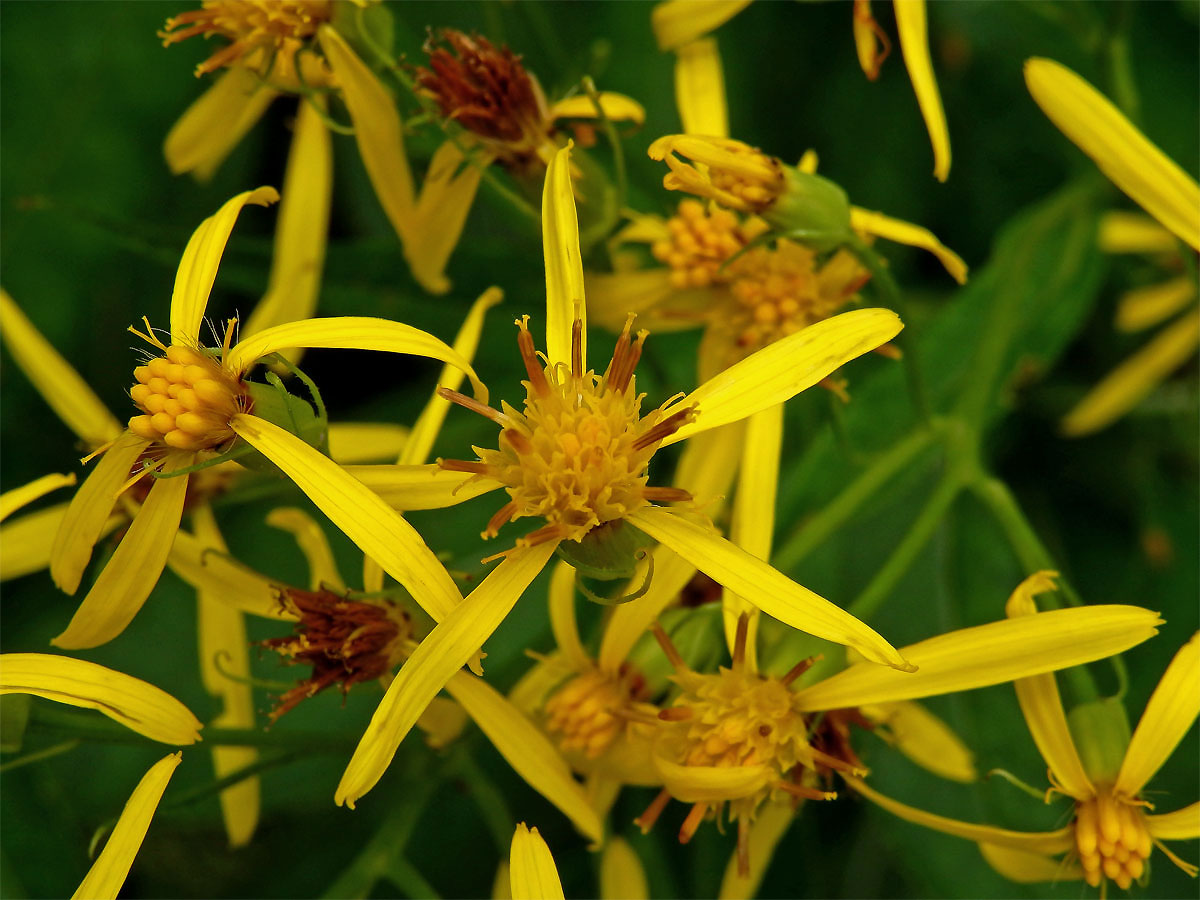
649, 135, 786, 214
651, 200, 763, 289
1074, 791, 1154, 890
128, 344, 245, 452
544, 667, 645, 759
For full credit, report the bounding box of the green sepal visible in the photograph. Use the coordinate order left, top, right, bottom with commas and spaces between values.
330, 0, 395, 66
1068, 696, 1132, 785
762, 167, 852, 252
234, 376, 327, 475
555, 520, 654, 581
0, 695, 31, 753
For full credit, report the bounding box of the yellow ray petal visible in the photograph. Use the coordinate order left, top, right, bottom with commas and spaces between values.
335, 541, 557, 808
229, 414, 462, 624
400, 287, 502, 467
318, 26, 415, 245
164, 66, 276, 179
265, 507, 344, 591
1061, 307, 1200, 436
718, 799, 794, 900
508, 650, 574, 718
662, 308, 904, 445
861, 700, 977, 782
326, 423, 411, 463
3, 502, 121, 583
243, 97, 332, 348
550, 92, 646, 126
674, 38, 727, 137
0, 290, 122, 447
651, 0, 752, 51
445, 670, 603, 843
848, 777, 1073, 853
1115, 277, 1197, 333
792, 605, 1163, 711
894, 0, 950, 182
416, 696, 468, 749
0, 473, 75, 523
1146, 802, 1200, 841
601, 836, 649, 900
673, 419, 744, 508
404, 140, 488, 295
227, 316, 488, 401
654, 754, 772, 802
168, 529, 295, 621
853, 0, 888, 82
343, 464, 502, 511
0, 654, 201, 744
543, 143, 586, 369
849, 207, 968, 284
1025, 58, 1200, 252
50, 433, 148, 595
585, 270, 709, 335
1097, 211, 1179, 255
548, 560, 589, 671
509, 824, 565, 900
192, 505, 259, 848
630, 507, 913, 671
978, 843, 1082, 884
52, 462, 191, 649
71, 753, 183, 900
171, 187, 279, 345
1115, 631, 1200, 797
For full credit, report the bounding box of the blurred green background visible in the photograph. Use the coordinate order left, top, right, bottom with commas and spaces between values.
1, 1, 1196, 898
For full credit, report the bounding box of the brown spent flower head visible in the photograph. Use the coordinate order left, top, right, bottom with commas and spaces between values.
543, 664, 650, 760
262, 586, 415, 722
438, 315, 695, 559
416, 29, 553, 171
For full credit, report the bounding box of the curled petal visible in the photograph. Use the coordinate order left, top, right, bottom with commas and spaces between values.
861, 700, 977, 783
0, 473, 76, 524
550, 93, 646, 126
404, 140, 489, 295
894, 0, 950, 181
654, 754, 772, 802
849, 207, 967, 284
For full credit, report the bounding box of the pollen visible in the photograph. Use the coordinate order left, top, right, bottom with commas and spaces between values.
651, 200, 763, 290
1073, 791, 1154, 891
438, 315, 695, 554
544, 666, 648, 759
127, 344, 246, 452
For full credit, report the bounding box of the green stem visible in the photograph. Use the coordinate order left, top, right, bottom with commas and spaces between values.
0, 739, 79, 773
582, 76, 628, 211
774, 426, 937, 572
165, 752, 301, 810
449, 748, 514, 854
386, 858, 442, 900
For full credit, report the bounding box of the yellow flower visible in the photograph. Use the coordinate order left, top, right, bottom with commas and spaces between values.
850, 575, 1197, 892
632, 572, 1163, 876
1023, 58, 1200, 436
509, 823, 565, 900
651, 0, 951, 181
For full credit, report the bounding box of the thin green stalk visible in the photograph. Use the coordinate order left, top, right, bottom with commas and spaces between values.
582, 76, 628, 210
165, 752, 301, 810
0, 739, 79, 773
774, 426, 937, 572
386, 858, 442, 900
449, 748, 514, 854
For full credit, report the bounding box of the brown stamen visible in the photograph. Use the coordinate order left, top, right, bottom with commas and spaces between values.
780, 654, 823, 686
641, 486, 693, 504
502, 429, 533, 455
483, 501, 518, 539
635, 788, 672, 833
632, 406, 697, 451
438, 387, 508, 426
571, 318, 583, 379
776, 780, 836, 801
516, 317, 550, 396
732, 612, 750, 670
658, 706, 694, 722
737, 817, 751, 878
651, 622, 688, 672
679, 803, 708, 843
439, 458, 493, 475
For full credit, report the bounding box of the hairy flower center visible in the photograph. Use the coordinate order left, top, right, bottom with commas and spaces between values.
651, 200, 762, 290
544, 667, 644, 759
128, 345, 246, 452
1074, 791, 1153, 890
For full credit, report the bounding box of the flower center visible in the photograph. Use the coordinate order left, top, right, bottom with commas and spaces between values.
159, 0, 331, 80
439, 316, 694, 555
1074, 791, 1153, 890
543, 666, 646, 759
128, 344, 246, 452
650, 136, 787, 214
651, 200, 763, 289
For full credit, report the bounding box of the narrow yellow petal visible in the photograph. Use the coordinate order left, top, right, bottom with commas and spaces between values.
978, 843, 1082, 884
229, 414, 462, 624
792, 605, 1163, 711
0, 654, 201, 743
550, 92, 647, 126
1025, 58, 1200, 251
1097, 211, 1179, 254
630, 507, 913, 671
663, 308, 904, 445
405, 140, 487, 295
227, 316, 489, 401
1115, 277, 1197, 333
655, 754, 772, 802
400, 287, 503, 466
0, 473, 75, 523
265, 507, 345, 591
0, 290, 122, 448
343, 464, 502, 511
600, 836, 649, 900
335, 542, 557, 808
164, 66, 276, 179
71, 753, 183, 900
894, 0, 950, 181
861, 700, 977, 782
326, 423, 411, 463
52, 463, 191, 649
585, 270, 707, 334
673, 419, 744, 508
848, 777, 1073, 853
3, 502, 121, 583
446, 670, 603, 843
50, 433, 148, 595
1115, 631, 1200, 797
509, 824, 565, 900
416, 696, 469, 749
1146, 802, 1200, 841
170, 187, 280, 345
549, 560, 589, 671
508, 651, 575, 718
599, 543, 697, 675
852, 0, 887, 81
718, 800, 794, 900
674, 38, 727, 137
543, 143, 586, 369
243, 97, 332, 347
849, 207, 968, 284
1061, 308, 1200, 436
318, 26, 415, 244
168, 529, 295, 621
651, 0, 752, 51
